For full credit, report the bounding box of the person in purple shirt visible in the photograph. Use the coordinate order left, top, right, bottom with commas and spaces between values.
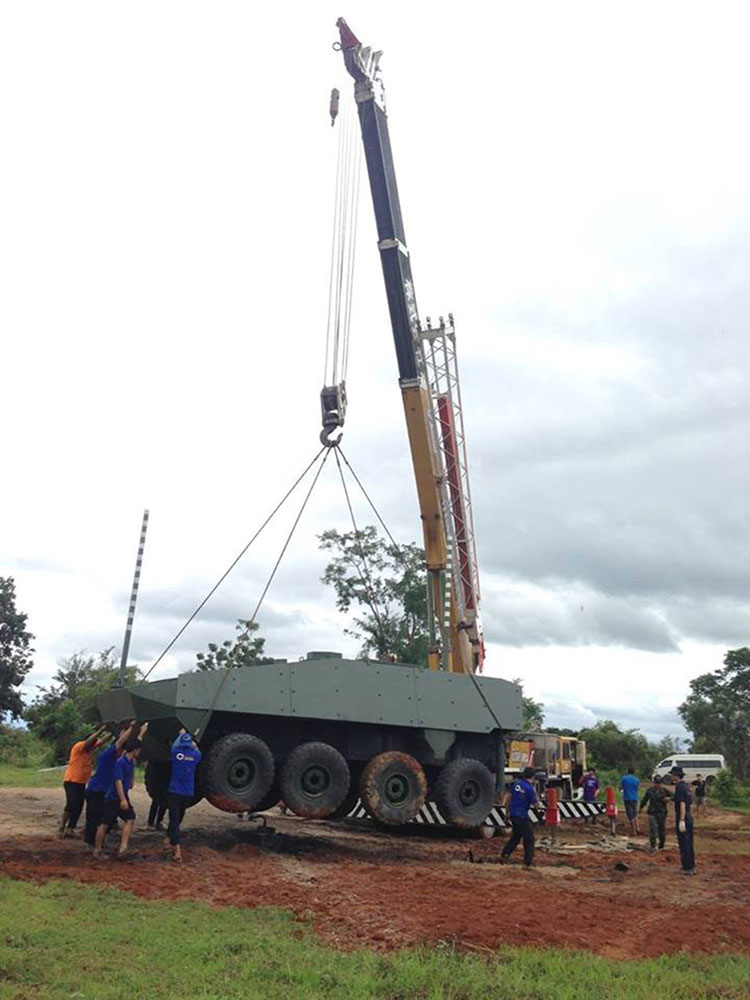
582, 768, 600, 824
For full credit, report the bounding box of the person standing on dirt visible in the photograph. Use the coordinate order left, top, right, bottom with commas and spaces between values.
58, 725, 109, 839
165, 729, 202, 862
619, 767, 641, 836
93, 723, 147, 860
145, 759, 171, 830
693, 774, 707, 816
670, 765, 696, 875
499, 765, 538, 868
582, 768, 600, 824
638, 775, 671, 851
83, 721, 136, 848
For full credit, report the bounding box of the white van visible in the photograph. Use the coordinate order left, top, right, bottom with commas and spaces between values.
652, 754, 726, 784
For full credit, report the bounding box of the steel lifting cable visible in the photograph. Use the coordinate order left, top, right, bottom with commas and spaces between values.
194, 449, 332, 736
323, 101, 361, 389
332, 447, 389, 639
140, 447, 327, 682
336, 446, 403, 555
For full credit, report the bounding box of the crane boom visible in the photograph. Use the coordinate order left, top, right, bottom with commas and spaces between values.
337, 19, 484, 674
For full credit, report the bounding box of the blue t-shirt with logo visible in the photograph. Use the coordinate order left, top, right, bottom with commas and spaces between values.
167, 733, 202, 797
87, 745, 116, 794
106, 755, 134, 801
620, 773, 640, 802
508, 778, 538, 819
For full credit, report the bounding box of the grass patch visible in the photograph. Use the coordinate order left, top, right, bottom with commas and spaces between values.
0, 764, 62, 789
1, 878, 750, 999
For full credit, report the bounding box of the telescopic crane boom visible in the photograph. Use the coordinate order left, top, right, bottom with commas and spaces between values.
336, 18, 483, 674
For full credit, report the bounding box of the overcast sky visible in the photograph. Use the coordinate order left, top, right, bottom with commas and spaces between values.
2, 2, 748, 743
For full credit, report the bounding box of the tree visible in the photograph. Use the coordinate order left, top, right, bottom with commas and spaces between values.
0, 577, 34, 720
319, 526, 428, 665
195, 619, 274, 671
24, 648, 141, 763
678, 648, 750, 780
577, 719, 651, 775
512, 679, 545, 730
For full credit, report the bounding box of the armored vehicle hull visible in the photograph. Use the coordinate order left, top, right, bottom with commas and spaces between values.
98, 655, 522, 828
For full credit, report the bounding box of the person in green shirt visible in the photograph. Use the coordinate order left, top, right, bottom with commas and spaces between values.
639, 774, 672, 851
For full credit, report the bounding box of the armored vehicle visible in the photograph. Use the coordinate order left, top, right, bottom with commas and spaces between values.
99, 654, 521, 827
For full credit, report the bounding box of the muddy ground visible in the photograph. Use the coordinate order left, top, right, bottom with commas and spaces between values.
1, 786, 749, 959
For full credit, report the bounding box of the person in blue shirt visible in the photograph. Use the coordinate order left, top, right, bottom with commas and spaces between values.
619, 767, 641, 836
83, 720, 135, 848
93, 722, 147, 860
165, 729, 202, 862
500, 766, 539, 868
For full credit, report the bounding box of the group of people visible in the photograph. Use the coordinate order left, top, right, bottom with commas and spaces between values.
618, 765, 701, 874
58, 721, 202, 862
498, 764, 701, 875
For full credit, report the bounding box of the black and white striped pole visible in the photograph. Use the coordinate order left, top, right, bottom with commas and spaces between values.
119, 509, 149, 687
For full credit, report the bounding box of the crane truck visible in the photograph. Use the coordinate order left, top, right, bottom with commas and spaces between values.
98, 19, 522, 831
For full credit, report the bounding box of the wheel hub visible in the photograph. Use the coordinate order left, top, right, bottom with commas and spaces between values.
458, 778, 480, 808
228, 757, 256, 791
384, 773, 409, 805
301, 764, 331, 797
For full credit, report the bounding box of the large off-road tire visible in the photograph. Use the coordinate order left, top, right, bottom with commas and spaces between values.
202, 733, 275, 813
360, 751, 427, 826
433, 758, 495, 828
280, 742, 350, 819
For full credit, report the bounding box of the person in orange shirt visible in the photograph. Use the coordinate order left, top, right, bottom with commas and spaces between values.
58, 725, 110, 838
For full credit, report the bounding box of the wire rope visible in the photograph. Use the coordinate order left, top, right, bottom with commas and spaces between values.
332, 447, 388, 640
140, 447, 326, 682
194, 448, 331, 736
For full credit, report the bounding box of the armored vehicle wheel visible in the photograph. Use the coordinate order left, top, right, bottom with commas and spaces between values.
433, 758, 494, 828
280, 741, 350, 819
360, 751, 427, 825
203, 733, 275, 813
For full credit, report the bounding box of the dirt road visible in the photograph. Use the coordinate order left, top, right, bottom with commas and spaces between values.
1, 786, 749, 958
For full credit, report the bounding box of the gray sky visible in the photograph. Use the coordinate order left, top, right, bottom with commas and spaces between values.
3, 2, 748, 743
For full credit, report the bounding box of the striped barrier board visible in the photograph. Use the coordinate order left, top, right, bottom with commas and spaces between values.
344, 798, 606, 829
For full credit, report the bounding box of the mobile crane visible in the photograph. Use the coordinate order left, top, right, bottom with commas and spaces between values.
97, 21, 522, 831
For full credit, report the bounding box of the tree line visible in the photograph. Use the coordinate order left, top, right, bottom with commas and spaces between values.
2, 532, 749, 775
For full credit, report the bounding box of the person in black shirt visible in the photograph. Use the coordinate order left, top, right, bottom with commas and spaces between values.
670, 765, 695, 874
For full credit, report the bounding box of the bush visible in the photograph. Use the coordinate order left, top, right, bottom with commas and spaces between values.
0, 724, 52, 768
712, 768, 736, 806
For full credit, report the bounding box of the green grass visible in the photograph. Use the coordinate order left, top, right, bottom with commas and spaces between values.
1, 879, 750, 1000
0, 764, 62, 788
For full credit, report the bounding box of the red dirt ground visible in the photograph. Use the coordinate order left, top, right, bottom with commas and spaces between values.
2, 787, 749, 958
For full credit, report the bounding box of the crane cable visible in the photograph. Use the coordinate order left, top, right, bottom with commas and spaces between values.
323, 99, 362, 390
332, 447, 389, 639
140, 447, 327, 682
194, 448, 332, 736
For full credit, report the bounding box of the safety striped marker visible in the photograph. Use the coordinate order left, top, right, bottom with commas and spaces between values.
344, 798, 606, 829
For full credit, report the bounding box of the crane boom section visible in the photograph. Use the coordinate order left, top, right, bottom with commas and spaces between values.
337, 18, 476, 674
